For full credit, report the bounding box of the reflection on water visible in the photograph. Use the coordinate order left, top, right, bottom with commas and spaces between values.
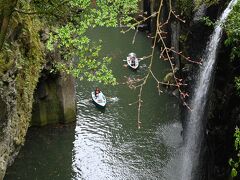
5, 125, 75, 180
5, 28, 182, 180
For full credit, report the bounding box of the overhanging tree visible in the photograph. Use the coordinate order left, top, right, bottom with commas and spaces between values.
0, 0, 140, 84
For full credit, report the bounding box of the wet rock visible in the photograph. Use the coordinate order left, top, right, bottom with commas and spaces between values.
0, 96, 7, 140
193, 3, 207, 22
31, 72, 76, 126
163, 72, 175, 84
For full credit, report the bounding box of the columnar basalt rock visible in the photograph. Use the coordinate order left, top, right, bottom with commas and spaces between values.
31, 72, 76, 126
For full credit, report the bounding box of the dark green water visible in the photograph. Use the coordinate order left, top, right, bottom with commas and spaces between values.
5, 28, 182, 180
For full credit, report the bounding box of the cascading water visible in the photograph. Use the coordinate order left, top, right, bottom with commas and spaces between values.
181, 0, 238, 179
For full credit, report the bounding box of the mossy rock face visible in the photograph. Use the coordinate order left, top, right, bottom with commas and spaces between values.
0, 1, 45, 178
0, 60, 14, 77
0, 95, 7, 139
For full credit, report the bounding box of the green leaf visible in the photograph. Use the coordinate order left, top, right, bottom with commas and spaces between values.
225, 1, 240, 61
43, 0, 140, 85
231, 168, 238, 177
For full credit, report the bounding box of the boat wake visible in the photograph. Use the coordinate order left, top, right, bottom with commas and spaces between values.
108, 97, 119, 103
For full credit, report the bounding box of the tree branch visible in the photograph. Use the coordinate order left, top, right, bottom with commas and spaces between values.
123, 0, 200, 128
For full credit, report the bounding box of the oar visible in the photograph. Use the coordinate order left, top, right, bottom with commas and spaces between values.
123, 59, 127, 61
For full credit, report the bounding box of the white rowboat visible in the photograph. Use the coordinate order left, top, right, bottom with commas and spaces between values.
91, 91, 106, 108
126, 53, 139, 70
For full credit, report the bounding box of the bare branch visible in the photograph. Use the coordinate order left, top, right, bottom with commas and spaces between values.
123, 0, 199, 128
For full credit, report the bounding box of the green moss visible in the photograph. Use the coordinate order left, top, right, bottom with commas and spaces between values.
0, 53, 14, 77
178, 0, 194, 16
0, 1, 46, 145
177, 0, 220, 17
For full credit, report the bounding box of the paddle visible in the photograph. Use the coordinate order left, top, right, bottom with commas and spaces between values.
123, 58, 144, 62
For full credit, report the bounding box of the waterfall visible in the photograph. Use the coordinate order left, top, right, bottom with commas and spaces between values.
181, 0, 238, 179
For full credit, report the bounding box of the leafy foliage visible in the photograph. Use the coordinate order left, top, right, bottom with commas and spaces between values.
178, 0, 194, 16
229, 127, 240, 178
234, 77, 240, 96
178, 0, 219, 19
225, 0, 240, 60
225, 1, 240, 96
32, 0, 139, 85
201, 16, 215, 27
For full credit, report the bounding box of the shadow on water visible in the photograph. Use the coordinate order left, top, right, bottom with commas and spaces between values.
93, 105, 106, 113
5, 124, 75, 180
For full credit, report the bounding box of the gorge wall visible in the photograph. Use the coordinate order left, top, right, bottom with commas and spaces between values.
147, 0, 240, 179
182, 1, 240, 179
0, 1, 76, 179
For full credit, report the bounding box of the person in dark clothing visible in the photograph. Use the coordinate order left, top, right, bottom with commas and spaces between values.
131, 57, 135, 66
95, 87, 100, 97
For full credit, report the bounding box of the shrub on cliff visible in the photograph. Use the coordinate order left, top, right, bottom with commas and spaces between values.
225, 0, 240, 60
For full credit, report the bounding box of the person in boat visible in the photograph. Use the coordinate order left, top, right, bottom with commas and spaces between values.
95, 87, 100, 97
130, 56, 136, 66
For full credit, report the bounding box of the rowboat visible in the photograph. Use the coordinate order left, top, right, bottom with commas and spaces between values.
127, 53, 139, 70
91, 91, 106, 108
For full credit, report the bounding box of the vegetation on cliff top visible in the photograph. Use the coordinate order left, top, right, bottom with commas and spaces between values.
229, 127, 240, 177
225, 0, 240, 177
225, 0, 240, 61
225, 0, 240, 98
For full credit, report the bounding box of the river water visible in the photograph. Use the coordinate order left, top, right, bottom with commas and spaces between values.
5, 28, 182, 180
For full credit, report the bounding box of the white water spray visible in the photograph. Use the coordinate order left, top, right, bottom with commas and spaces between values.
181, 0, 238, 179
